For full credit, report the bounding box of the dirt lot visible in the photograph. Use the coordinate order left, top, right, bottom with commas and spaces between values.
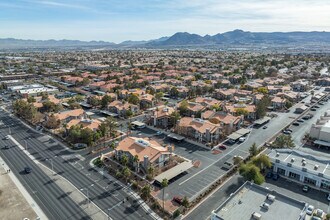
0, 167, 37, 220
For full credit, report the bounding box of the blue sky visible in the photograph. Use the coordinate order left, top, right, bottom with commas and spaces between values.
1, 0, 330, 43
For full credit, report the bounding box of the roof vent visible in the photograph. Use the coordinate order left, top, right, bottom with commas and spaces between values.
291, 158, 295, 162
276, 152, 280, 157
302, 161, 307, 166
314, 164, 319, 170
302, 158, 306, 162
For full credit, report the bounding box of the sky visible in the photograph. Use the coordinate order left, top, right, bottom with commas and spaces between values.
1, 0, 330, 43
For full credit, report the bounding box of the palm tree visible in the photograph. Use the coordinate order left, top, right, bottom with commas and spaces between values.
141, 185, 151, 200
133, 155, 139, 171
147, 166, 155, 177
122, 166, 131, 183
105, 116, 118, 138
121, 154, 128, 166
249, 143, 258, 156
161, 178, 168, 213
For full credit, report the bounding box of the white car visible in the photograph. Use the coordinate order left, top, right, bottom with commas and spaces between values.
306, 205, 314, 215
238, 137, 246, 142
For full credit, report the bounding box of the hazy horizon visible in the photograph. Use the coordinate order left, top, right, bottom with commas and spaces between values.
1, 0, 330, 43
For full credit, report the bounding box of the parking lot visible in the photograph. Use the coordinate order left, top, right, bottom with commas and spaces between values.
131, 127, 228, 200
263, 176, 330, 213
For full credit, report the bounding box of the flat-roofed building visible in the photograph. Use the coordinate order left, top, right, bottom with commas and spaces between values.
310, 110, 330, 145
269, 149, 330, 190
211, 181, 306, 220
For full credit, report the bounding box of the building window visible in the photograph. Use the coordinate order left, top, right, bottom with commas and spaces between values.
304, 177, 316, 186
277, 168, 286, 175
289, 171, 300, 181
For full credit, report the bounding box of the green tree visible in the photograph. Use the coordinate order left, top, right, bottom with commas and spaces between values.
252, 154, 271, 172
75, 95, 84, 102
181, 196, 189, 208
273, 134, 295, 148
27, 96, 36, 103
105, 116, 118, 138
256, 97, 271, 119
235, 108, 249, 116
249, 143, 258, 156
155, 92, 164, 102
88, 96, 101, 107
170, 111, 181, 127
233, 156, 243, 165
45, 114, 60, 129
239, 163, 265, 185
141, 185, 151, 200
285, 101, 293, 109
122, 166, 131, 183
128, 94, 139, 105
170, 87, 179, 97
121, 154, 128, 166
101, 95, 112, 108
178, 100, 189, 116
161, 178, 169, 213
42, 100, 56, 112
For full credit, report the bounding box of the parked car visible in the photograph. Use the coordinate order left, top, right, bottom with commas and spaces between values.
297, 119, 304, 123
263, 126, 267, 129
219, 145, 227, 150
283, 130, 291, 134
286, 128, 293, 133
266, 172, 273, 178
3, 136, 9, 140
327, 193, 330, 201
3, 145, 9, 149
172, 196, 183, 204
238, 137, 246, 142
272, 173, 279, 180
311, 108, 317, 111
306, 205, 315, 215
292, 122, 300, 126
302, 185, 309, 192
24, 167, 32, 174
155, 131, 163, 135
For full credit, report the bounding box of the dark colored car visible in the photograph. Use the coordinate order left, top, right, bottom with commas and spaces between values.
24, 167, 32, 174
219, 145, 227, 150
272, 173, 279, 180
297, 119, 304, 123
4, 145, 9, 149
292, 122, 300, 126
172, 196, 183, 204
266, 172, 273, 178
311, 108, 317, 111
263, 126, 267, 129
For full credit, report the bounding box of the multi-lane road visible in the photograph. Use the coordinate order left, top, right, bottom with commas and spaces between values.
0, 108, 154, 220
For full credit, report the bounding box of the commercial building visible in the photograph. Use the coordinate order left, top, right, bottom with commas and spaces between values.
269, 149, 330, 190
310, 109, 330, 146
8, 84, 58, 97
211, 181, 306, 220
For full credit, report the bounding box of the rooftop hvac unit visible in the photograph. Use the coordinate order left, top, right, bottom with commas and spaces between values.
266, 194, 276, 202
314, 164, 319, 170
291, 158, 295, 162
276, 152, 280, 157
302, 161, 307, 166
302, 158, 306, 162
251, 212, 262, 220
261, 202, 270, 210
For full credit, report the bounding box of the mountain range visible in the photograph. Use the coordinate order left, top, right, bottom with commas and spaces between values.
2, 30, 330, 50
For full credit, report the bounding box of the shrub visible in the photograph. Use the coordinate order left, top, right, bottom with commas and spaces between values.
173, 209, 181, 218
93, 157, 103, 167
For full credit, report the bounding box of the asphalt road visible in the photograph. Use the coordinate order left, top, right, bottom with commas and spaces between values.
0, 126, 91, 219
0, 109, 153, 220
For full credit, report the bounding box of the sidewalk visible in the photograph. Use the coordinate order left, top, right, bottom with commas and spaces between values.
89, 157, 162, 220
